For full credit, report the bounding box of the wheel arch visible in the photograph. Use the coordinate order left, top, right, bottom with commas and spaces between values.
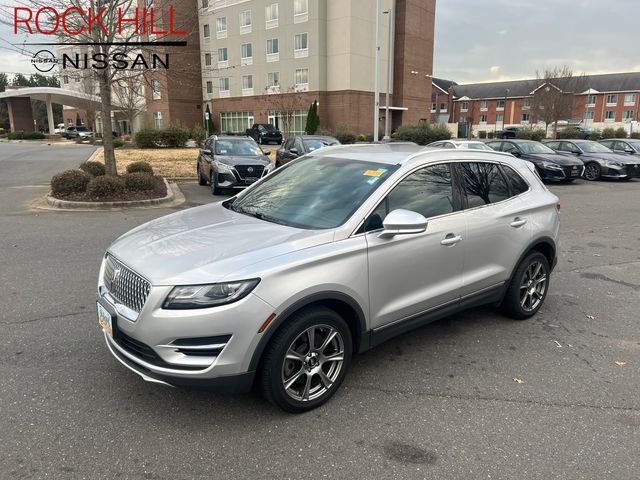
248, 292, 368, 372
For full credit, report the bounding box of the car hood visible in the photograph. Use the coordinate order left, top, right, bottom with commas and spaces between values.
215, 155, 270, 166
108, 203, 334, 285
525, 152, 583, 166
580, 152, 638, 164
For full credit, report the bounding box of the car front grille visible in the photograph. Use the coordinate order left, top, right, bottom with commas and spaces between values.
563, 165, 583, 178
103, 255, 151, 313
234, 164, 265, 179
626, 164, 640, 177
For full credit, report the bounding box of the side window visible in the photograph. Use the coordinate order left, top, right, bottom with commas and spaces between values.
502, 143, 518, 154
501, 165, 529, 195
614, 141, 628, 151
486, 142, 502, 151
545, 141, 560, 150
459, 162, 511, 208
560, 142, 576, 153
294, 138, 304, 152
443, 142, 455, 149
599, 140, 612, 149
360, 164, 454, 233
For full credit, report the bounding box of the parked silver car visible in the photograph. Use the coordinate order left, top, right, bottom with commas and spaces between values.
427, 140, 493, 151
97, 144, 560, 412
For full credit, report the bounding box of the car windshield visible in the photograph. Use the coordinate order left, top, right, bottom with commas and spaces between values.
303, 138, 339, 152
518, 142, 555, 154
628, 141, 640, 149
261, 124, 276, 131
463, 143, 492, 151
579, 142, 612, 153
215, 139, 262, 156
226, 156, 398, 229
76, 127, 89, 132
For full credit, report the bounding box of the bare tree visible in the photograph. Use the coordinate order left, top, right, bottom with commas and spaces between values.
531, 66, 587, 137
263, 87, 305, 139
112, 72, 146, 135
465, 100, 479, 139
77, 72, 99, 132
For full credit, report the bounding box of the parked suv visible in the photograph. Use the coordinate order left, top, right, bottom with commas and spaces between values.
276, 135, 340, 167
65, 126, 94, 140
246, 123, 283, 145
97, 145, 559, 412
197, 135, 274, 195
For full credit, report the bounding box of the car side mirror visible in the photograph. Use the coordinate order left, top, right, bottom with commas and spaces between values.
378, 209, 428, 239
201, 148, 212, 155
572, 150, 581, 155
262, 150, 271, 156
625, 148, 634, 154
289, 148, 299, 155
511, 150, 521, 157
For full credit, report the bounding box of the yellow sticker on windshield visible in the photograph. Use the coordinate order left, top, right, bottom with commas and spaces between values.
363, 170, 383, 177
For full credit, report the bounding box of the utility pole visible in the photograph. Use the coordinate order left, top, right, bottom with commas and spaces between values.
373, 0, 381, 143
383, 8, 394, 141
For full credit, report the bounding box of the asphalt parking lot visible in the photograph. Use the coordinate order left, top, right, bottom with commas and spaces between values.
1, 143, 639, 479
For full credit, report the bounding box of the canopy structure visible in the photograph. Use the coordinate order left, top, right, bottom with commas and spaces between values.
0, 86, 124, 135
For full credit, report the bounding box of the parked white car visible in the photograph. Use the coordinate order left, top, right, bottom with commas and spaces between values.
427, 140, 493, 151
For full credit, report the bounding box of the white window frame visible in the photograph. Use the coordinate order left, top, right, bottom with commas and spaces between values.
206, 80, 213, 94
439, 102, 447, 113
495, 113, 504, 124
267, 72, 280, 94
460, 101, 469, 112
623, 110, 634, 120
295, 68, 309, 91
430, 103, 436, 113
216, 17, 227, 39
201, 0, 208, 9
479, 114, 488, 124
204, 53, 211, 66
604, 110, 616, 122
265, 3, 279, 29
219, 77, 230, 98
606, 94, 618, 106
203, 24, 210, 39
241, 43, 253, 65
585, 94, 596, 107
294, 32, 309, 58
240, 10, 252, 34
496, 99, 505, 111
153, 111, 163, 129
217, 47, 228, 69
220, 111, 254, 134
242, 74, 254, 96
480, 100, 488, 111
624, 93, 636, 106
63, 75, 69, 84
266, 38, 279, 62
522, 98, 531, 109
521, 113, 530, 124
151, 79, 161, 100
584, 111, 595, 120
293, 0, 308, 23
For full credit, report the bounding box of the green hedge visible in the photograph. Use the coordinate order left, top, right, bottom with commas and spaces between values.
8, 131, 46, 140
126, 161, 154, 175
516, 127, 547, 141
392, 123, 452, 145
134, 123, 190, 148
124, 172, 155, 191
79, 161, 106, 176
51, 170, 91, 195
87, 176, 126, 197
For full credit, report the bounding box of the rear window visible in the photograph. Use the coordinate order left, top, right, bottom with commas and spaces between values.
501, 165, 529, 195
459, 162, 511, 207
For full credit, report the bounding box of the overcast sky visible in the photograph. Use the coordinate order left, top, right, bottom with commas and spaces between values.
434, 0, 640, 84
2, 0, 640, 82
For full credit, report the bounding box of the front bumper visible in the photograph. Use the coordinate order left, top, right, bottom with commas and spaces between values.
601, 163, 640, 178
215, 165, 273, 189
539, 164, 584, 181
97, 285, 274, 389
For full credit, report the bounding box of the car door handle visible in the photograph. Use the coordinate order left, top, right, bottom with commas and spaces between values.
510, 218, 527, 228
440, 234, 462, 246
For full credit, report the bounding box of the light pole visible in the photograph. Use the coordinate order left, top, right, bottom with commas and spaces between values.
373, 0, 381, 143
383, 8, 394, 141
502, 88, 510, 132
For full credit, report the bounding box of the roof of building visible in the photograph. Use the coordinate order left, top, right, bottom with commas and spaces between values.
432, 77, 457, 94
451, 72, 640, 100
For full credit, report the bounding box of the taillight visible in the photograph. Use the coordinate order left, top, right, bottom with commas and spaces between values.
556, 202, 561, 212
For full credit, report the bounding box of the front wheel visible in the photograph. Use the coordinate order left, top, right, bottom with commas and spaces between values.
197, 163, 207, 185
501, 252, 550, 320
584, 162, 601, 181
260, 306, 352, 413
211, 173, 222, 195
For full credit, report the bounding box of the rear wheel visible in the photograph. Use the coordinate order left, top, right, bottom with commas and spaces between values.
584, 162, 601, 181
260, 306, 352, 413
501, 252, 550, 320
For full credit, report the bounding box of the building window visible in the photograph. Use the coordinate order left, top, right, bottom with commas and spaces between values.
269, 109, 308, 135
522, 98, 531, 109
204, 53, 211, 66
242, 75, 253, 96
267, 72, 280, 93
74, 75, 80, 83
479, 114, 488, 123
265, 3, 278, 29
496, 113, 504, 124
151, 79, 161, 100
294, 0, 308, 22
605, 111, 616, 122
241, 43, 253, 65
153, 112, 163, 129
496, 99, 505, 110
219, 77, 230, 97
202, 0, 208, 8
480, 100, 488, 111
584, 111, 595, 120
203, 24, 210, 38
218, 47, 228, 68
585, 94, 596, 106
460, 101, 469, 112
216, 17, 227, 39
430, 103, 436, 112
623, 110, 634, 120
266, 38, 279, 62
220, 111, 254, 133
206, 81, 213, 94
240, 10, 252, 34
521, 113, 530, 123
294, 33, 308, 58
439, 103, 447, 113
606, 94, 618, 106
295, 68, 309, 91
624, 93, 636, 106
63, 75, 69, 84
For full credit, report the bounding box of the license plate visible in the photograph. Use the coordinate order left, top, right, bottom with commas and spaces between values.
97, 302, 113, 338
245, 177, 258, 184
571, 170, 580, 176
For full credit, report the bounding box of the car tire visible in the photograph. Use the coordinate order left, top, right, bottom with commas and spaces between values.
501, 252, 550, 320
211, 174, 222, 195
197, 164, 207, 186
259, 306, 352, 413
584, 162, 601, 181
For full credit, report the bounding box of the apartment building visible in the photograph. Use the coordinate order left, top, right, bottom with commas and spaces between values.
432, 72, 640, 137
199, 0, 436, 135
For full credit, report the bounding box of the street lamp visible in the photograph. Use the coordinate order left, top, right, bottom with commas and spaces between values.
502, 88, 510, 132
382, 8, 394, 140
373, 0, 381, 143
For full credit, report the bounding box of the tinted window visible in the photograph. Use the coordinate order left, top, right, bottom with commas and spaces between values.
502, 142, 518, 154
386, 164, 454, 219
486, 142, 502, 151
614, 141, 629, 151
599, 140, 613, 149
215, 139, 262, 156
560, 142, 578, 153
502, 165, 529, 195
545, 141, 560, 150
459, 162, 511, 207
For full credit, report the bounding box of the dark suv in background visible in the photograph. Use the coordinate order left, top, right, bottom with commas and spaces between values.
276, 135, 341, 167
246, 124, 283, 145
197, 136, 274, 195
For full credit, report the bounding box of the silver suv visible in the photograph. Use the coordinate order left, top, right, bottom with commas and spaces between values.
97, 144, 559, 412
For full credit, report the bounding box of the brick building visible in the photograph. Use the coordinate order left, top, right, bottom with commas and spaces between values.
431, 72, 640, 138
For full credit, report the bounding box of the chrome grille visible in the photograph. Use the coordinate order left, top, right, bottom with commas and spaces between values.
234, 164, 265, 179
103, 255, 151, 313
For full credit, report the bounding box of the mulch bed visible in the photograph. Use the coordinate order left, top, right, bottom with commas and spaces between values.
52, 176, 168, 202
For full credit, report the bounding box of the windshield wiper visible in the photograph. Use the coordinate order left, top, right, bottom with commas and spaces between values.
230, 206, 290, 226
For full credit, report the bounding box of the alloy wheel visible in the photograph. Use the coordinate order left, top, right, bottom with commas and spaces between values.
519, 261, 547, 312
584, 163, 600, 181
281, 325, 345, 402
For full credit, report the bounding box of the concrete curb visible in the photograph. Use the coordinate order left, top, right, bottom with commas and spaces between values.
87, 146, 103, 163
42, 178, 184, 211
167, 176, 197, 182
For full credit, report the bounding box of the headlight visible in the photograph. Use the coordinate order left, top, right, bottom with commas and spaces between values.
263, 163, 275, 175
603, 159, 623, 167
163, 279, 260, 309
540, 161, 562, 169
214, 160, 233, 173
